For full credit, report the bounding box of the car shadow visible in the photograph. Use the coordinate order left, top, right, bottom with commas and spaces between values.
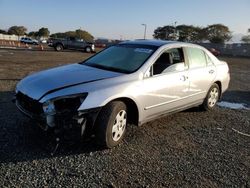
0, 91, 104, 164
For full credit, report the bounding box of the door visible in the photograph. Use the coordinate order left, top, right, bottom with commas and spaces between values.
185, 47, 216, 102
141, 48, 189, 119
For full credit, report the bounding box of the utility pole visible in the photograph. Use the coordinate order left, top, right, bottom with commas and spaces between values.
141, 24, 147, 39
174, 21, 177, 40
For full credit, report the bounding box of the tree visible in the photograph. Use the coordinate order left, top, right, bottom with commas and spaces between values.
204, 24, 232, 44
176, 25, 205, 42
153, 26, 176, 40
65, 31, 76, 37
241, 29, 250, 43
37, 27, 50, 38
27, 31, 38, 37
50, 29, 94, 42
8, 26, 27, 36
50, 32, 66, 38
75, 29, 94, 42
0, 29, 7, 34
153, 24, 206, 42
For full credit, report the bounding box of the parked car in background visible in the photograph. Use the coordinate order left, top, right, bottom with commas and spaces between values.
40, 39, 47, 44
209, 48, 220, 56
14, 40, 230, 148
48, 37, 95, 53
20, 37, 39, 45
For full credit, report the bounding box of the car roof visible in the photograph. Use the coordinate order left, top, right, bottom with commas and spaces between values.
120, 39, 202, 49
120, 39, 182, 47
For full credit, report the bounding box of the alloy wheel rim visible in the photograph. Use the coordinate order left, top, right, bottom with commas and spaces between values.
112, 110, 127, 142
208, 87, 219, 107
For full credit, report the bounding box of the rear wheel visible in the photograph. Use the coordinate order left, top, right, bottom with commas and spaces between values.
201, 83, 220, 111
55, 44, 63, 51
95, 101, 127, 148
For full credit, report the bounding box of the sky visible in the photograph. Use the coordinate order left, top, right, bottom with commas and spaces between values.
0, 0, 249, 42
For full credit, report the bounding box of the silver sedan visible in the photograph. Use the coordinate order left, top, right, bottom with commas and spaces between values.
15, 40, 230, 148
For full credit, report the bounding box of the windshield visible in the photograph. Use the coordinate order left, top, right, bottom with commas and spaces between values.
83, 44, 157, 73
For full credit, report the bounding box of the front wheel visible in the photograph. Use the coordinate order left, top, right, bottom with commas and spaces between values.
55, 44, 63, 51
85, 46, 92, 53
95, 101, 127, 148
201, 83, 220, 111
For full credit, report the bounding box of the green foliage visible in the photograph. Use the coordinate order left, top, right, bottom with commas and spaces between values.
50, 29, 94, 42
50, 32, 67, 38
27, 31, 38, 37
205, 24, 232, 44
241, 35, 250, 43
0, 29, 7, 34
75, 29, 94, 42
37, 27, 50, 37
153, 23, 232, 43
176, 25, 205, 42
241, 29, 250, 43
8, 26, 27, 36
153, 26, 176, 40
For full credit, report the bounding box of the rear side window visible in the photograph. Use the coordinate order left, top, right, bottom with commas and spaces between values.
205, 53, 214, 66
186, 47, 207, 68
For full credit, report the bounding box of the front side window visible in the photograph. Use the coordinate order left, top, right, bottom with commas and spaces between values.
83, 44, 157, 73
186, 47, 207, 69
152, 48, 185, 76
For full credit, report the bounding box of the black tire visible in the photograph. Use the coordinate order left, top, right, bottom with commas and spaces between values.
85, 46, 92, 53
95, 101, 127, 148
201, 83, 220, 111
55, 44, 63, 51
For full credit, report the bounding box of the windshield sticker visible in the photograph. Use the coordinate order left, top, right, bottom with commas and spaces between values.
134, 48, 153, 53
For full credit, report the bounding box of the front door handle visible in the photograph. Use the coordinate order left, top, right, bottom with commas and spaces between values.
209, 70, 215, 74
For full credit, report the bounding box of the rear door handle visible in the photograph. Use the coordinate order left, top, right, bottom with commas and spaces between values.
209, 70, 215, 74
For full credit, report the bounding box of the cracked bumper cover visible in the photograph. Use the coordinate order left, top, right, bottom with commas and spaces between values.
15, 98, 101, 134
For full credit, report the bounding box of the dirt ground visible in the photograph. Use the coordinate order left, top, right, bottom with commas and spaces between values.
0, 49, 249, 187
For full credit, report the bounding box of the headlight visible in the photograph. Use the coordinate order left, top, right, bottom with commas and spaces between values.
43, 100, 56, 115
44, 93, 88, 114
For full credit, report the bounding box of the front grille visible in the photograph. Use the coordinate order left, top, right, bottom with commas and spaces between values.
16, 92, 43, 115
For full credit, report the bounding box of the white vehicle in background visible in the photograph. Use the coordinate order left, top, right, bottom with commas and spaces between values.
14, 40, 230, 148
40, 39, 47, 44
20, 37, 39, 45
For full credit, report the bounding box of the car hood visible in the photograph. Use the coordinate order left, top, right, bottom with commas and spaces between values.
16, 63, 123, 100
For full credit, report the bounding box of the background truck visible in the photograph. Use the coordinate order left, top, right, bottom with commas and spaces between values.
48, 37, 95, 53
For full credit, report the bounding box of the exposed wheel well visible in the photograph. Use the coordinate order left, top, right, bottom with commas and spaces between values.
110, 97, 139, 126
214, 81, 222, 99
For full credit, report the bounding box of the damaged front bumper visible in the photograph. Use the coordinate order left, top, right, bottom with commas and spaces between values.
14, 97, 101, 138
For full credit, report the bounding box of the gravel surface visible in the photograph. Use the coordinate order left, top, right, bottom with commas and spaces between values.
0, 50, 249, 187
